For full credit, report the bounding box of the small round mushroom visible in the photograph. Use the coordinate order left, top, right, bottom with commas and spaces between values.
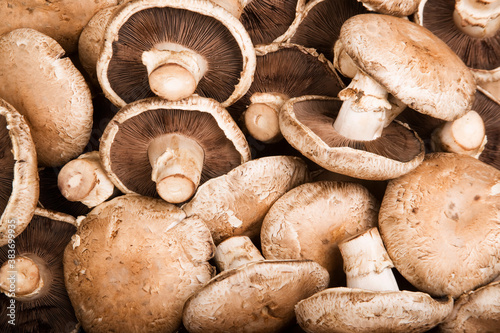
64, 194, 215, 333
260, 181, 379, 286
0, 98, 38, 247
97, 0, 256, 107
379, 152, 500, 298
357, 0, 420, 16
295, 228, 454, 333
0, 28, 93, 167
100, 96, 251, 204
0, 211, 79, 332
182, 235, 329, 333
182, 155, 310, 244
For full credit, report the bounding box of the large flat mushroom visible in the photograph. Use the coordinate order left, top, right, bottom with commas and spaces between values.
0, 28, 93, 167
97, 0, 256, 107
0, 98, 38, 247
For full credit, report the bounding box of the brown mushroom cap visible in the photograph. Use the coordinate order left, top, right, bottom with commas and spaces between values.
358, 0, 420, 16
100, 96, 250, 200
295, 288, 454, 333
182, 260, 329, 333
340, 14, 476, 121
63, 194, 215, 333
379, 153, 500, 298
261, 181, 379, 287
0, 28, 93, 167
182, 155, 310, 244
97, 0, 256, 108
279, 95, 425, 180
0, 99, 38, 247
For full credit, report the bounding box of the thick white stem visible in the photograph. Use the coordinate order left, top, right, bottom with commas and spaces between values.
454, 0, 500, 38
214, 236, 265, 271
0, 255, 48, 299
142, 43, 208, 101
148, 133, 205, 204
431, 110, 487, 158
58, 151, 115, 207
244, 92, 288, 143
339, 228, 399, 292
334, 72, 394, 141
210, 0, 250, 18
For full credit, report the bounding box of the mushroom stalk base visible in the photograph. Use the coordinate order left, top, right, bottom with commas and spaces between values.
214, 236, 265, 271
0, 255, 50, 299
148, 133, 205, 204
244, 92, 288, 143
453, 0, 500, 38
211, 0, 250, 18
339, 228, 400, 292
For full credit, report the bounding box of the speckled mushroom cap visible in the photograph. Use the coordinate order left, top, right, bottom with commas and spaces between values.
182, 260, 329, 333
340, 13, 476, 121
261, 181, 379, 286
439, 279, 500, 332
100, 96, 251, 199
0, 99, 38, 247
295, 288, 454, 333
182, 155, 310, 244
279, 95, 425, 180
97, 0, 256, 108
63, 194, 215, 333
0, 28, 93, 167
358, 0, 420, 16
379, 153, 500, 298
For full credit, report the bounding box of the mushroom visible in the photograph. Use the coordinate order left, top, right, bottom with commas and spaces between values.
100, 96, 250, 204
0, 211, 79, 332
295, 228, 454, 333
182, 155, 310, 244
416, 0, 500, 99
357, 0, 420, 16
379, 152, 500, 298
182, 235, 329, 333
97, 0, 256, 107
227, 42, 344, 143
0, 98, 38, 247
260, 181, 379, 286
63, 194, 215, 333
0, 28, 93, 167
57, 151, 117, 208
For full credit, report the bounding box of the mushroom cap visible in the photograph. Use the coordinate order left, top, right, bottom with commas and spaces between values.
182, 155, 310, 244
379, 153, 500, 298
182, 260, 329, 333
63, 194, 215, 333
0, 99, 39, 247
100, 96, 251, 198
295, 287, 454, 333
358, 0, 420, 16
279, 95, 425, 180
439, 280, 500, 332
340, 14, 476, 121
0, 28, 93, 167
97, 0, 256, 108
261, 181, 379, 286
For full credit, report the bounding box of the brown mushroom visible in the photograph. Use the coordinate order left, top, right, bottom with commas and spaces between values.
357, 0, 420, 16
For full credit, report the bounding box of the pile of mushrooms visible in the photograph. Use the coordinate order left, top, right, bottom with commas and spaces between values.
3, 0, 500, 332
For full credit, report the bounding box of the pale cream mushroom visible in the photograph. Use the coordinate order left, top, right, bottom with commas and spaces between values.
357, 0, 420, 16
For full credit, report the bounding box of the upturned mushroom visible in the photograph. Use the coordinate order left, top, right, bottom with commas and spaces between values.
260, 181, 379, 286
0, 98, 38, 247
64, 194, 215, 333
182, 155, 310, 244
295, 228, 454, 333
97, 0, 256, 107
100, 96, 251, 204
0, 28, 93, 167
228, 42, 344, 143
182, 235, 329, 333
379, 153, 500, 298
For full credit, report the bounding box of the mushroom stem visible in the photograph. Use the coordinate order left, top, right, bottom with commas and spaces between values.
211, 0, 250, 18
334, 71, 393, 141
453, 0, 500, 38
58, 151, 115, 207
244, 92, 288, 143
148, 133, 205, 204
339, 228, 399, 292
431, 110, 487, 158
142, 43, 208, 101
0, 255, 49, 299
214, 236, 265, 271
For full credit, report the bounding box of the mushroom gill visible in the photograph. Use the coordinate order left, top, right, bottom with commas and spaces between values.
0, 115, 14, 215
